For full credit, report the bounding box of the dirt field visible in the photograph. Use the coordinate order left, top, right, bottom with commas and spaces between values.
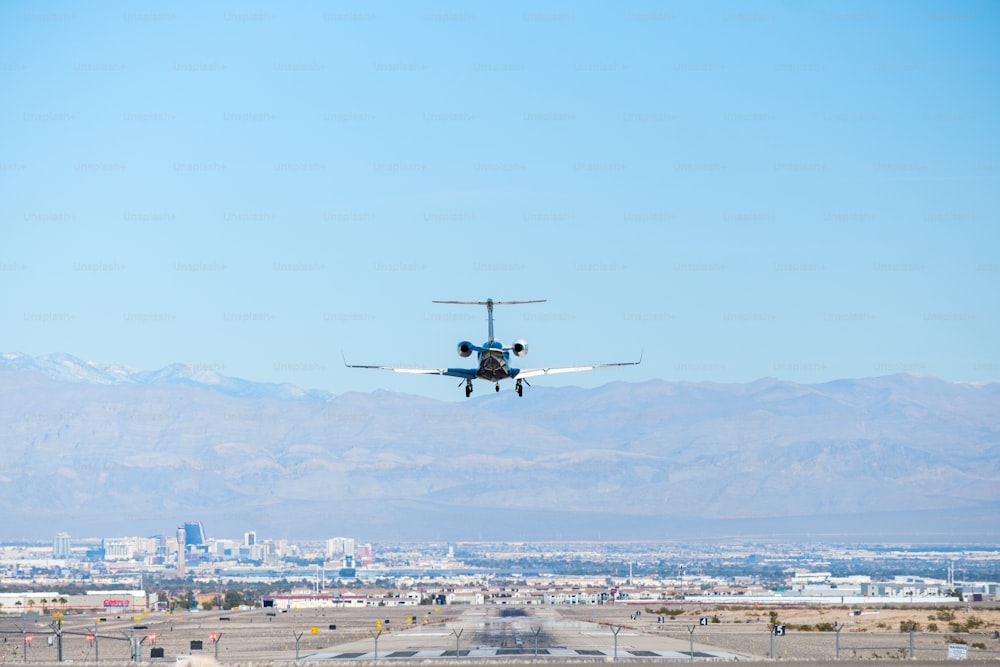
3, 602, 999, 663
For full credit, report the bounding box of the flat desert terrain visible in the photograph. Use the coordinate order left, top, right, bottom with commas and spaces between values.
4, 602, 998, 664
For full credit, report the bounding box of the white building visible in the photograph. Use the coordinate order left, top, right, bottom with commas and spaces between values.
53, 533, 71, 559
326, 537, 356, 561
102, 538, 134, 561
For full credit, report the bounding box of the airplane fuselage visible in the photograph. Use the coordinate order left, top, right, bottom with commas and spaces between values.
477, 342, 512, 382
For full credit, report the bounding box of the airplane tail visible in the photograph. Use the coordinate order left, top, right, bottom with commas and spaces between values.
432, 298, 545, 343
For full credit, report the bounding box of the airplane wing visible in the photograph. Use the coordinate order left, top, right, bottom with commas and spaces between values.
343, 358, 477, 380
513, 358, 641, 380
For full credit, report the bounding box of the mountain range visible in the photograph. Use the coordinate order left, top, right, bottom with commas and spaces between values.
1, 352, 997, 543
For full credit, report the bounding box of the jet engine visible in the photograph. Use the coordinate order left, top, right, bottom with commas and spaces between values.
512, 338, 529, 357
457, 341, 475, 357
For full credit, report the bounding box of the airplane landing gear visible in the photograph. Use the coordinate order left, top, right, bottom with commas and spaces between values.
495, 384, 500, 392
515, 379, 524, 397
465, 380, 473, 398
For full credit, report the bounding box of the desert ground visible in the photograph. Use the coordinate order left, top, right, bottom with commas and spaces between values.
3, 602, 998, 664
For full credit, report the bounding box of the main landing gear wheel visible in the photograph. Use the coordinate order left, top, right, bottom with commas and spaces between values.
516, 379, 524, 397
465, 380, 473, 398
495, 384, 500, 392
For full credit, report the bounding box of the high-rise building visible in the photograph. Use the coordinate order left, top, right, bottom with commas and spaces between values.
53, 532, 71, 559
325, 537, 355, 560
103, 538, 134, 561
176, 526, 186, 577
356, 543, 373, 566
243, 531, 256, 547
183, 521, 207, 546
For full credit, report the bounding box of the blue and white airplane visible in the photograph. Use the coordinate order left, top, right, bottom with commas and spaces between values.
346, 299, 641, 397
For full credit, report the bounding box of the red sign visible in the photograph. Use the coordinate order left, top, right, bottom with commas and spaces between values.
103, 599, 131, 607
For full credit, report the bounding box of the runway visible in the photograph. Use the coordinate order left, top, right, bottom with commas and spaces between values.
302, 606, 749, 661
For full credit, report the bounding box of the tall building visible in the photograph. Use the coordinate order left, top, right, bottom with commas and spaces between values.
243, 530, 256, 547
53, 532, 71, 559
356, 543, 373, 566
325, 537, 355, 560
183, 521, 207, 546
176, 526, 186, 577
103, 538, 134, 561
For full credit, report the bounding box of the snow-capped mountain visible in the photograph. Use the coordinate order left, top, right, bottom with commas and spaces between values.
0, 352, 332, 400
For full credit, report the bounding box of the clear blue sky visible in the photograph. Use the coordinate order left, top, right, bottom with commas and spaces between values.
2, 0, 997, 400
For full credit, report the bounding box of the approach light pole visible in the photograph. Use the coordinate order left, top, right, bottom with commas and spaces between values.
687, 625, 696, 661
210, 632, 222, 660
293, 631, 304, 661
50, 615, 65, 662
22, 633, 32, 662
610, 625, 622, 662
531, 626, 542, 659
369, 628, 382, 661
834, 621, 844, 660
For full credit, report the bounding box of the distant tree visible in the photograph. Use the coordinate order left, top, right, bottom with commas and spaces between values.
202, 601, 213, 611
224, 590, 244, 609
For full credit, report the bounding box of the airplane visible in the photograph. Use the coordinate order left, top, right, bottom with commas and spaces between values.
344, 298, 641, 397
